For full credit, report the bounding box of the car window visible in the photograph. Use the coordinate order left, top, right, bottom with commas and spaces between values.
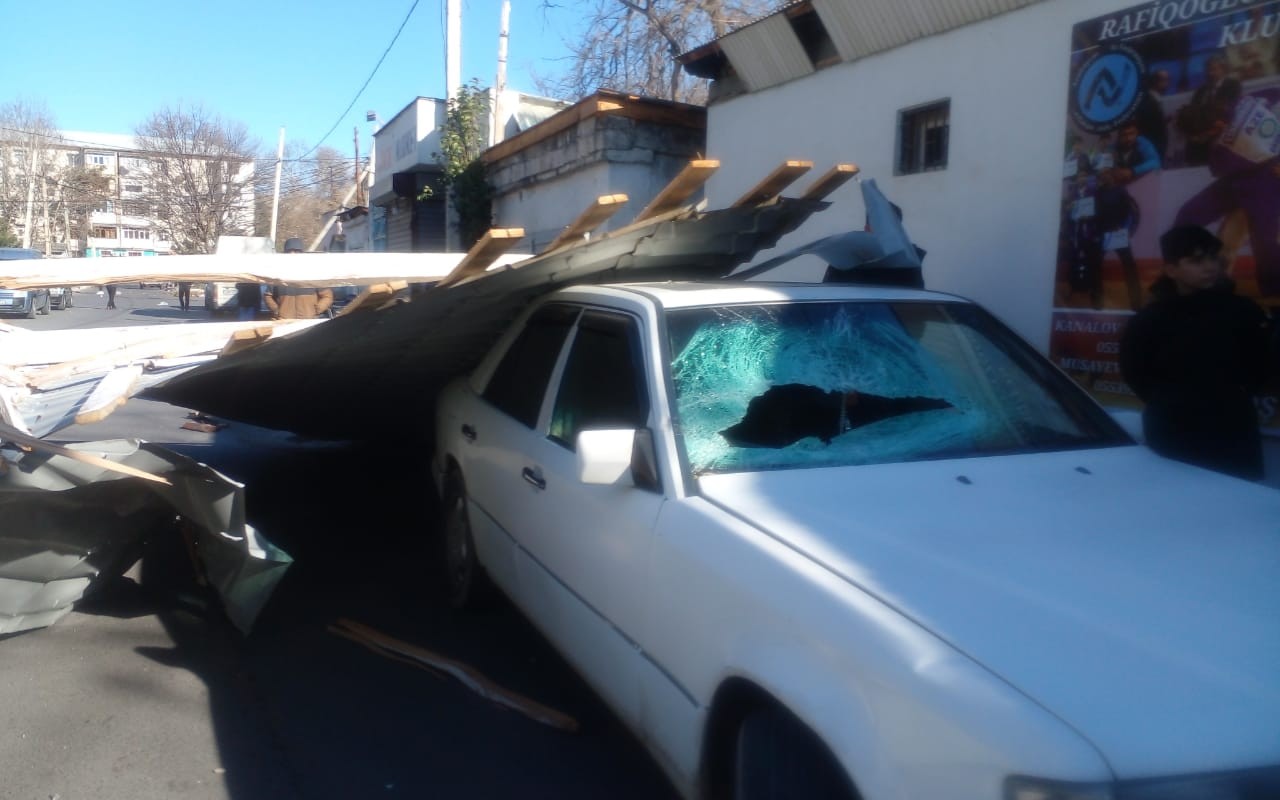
666, 300, 1129, 475
483, 303, 578, 428
548, 310, 649, 450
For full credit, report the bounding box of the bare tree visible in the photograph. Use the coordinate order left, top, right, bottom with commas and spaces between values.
0, 99, 60, 249
134, 103, 259, 254
56, 165, 114, 250
538, 0, 777, 103
253, 144, 354, 250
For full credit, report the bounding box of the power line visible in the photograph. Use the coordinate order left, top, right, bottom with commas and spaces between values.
295, 0, 421, 163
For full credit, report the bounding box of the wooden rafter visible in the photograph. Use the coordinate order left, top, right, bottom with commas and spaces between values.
731, 160, 813, 208
801, 163, 860, 202
632, 160, 720, 224
544, 194, 630, 253
436, 228, 526, 289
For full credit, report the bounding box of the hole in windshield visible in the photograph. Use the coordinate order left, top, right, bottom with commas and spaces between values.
666, 301, 1128, 475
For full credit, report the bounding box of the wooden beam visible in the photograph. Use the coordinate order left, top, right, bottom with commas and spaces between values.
801, 163, 860, 202
730, 160, 813, 208
436, 228, 526, 289
543, 194, 630, 253
632, 160, 719, 224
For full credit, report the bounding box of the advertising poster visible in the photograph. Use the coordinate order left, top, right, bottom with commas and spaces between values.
1051, 0, 1280, 430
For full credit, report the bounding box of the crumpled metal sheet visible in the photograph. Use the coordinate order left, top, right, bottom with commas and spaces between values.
0, 439, 291, 635
146, 198, 828, 440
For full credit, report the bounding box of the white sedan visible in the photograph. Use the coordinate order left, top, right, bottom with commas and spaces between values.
433, 281, 1280, 800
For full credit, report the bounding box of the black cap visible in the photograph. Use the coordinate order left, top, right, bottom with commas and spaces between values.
1159, 224, 1221, 264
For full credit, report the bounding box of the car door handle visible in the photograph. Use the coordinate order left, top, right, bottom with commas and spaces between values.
521, 467, 546, 490
461, 424, 477, 442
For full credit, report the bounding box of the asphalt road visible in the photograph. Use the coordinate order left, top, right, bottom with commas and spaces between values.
3, 287, 679, 800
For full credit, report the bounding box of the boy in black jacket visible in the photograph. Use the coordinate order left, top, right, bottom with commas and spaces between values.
1120, 225, 1269, 479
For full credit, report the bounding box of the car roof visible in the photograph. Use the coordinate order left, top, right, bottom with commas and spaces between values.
554, 280, 964, 310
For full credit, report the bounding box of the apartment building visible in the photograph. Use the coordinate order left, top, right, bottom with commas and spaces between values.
0, 130, 254, 257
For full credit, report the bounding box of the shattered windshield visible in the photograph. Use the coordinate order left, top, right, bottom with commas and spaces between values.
666, 300, 1128, 475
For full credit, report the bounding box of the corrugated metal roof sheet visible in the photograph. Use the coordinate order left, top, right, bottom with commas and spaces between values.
812, 0, 1045, 63
145, 198, 831, 441
720, 12, 816, 91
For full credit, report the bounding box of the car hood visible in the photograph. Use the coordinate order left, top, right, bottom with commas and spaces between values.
698, 446, 1280, 777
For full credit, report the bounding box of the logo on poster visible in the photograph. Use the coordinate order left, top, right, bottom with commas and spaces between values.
1071, 46, 1144, 133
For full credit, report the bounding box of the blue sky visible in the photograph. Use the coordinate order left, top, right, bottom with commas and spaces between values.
2, 0, 583, 157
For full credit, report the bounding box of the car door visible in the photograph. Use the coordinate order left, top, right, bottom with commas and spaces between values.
512, 306, 665, 729
453, 303, 579, 599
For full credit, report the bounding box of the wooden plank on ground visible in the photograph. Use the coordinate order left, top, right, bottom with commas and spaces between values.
730, 160, 813, 208
632, 160, 719, 224
436, 228, 525, 289
330, 618, 579, 731
801, 163, 860, 201
543, 194, 630, 253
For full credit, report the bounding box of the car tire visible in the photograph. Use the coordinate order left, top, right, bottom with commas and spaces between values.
441, 474, 492, 610
25, 301, 37, 319
732, 705, 858, 800
38, 294, 50, 315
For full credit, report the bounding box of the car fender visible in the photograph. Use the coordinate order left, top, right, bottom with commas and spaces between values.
647, 498, 1110, 800
706, 592, 1114, 800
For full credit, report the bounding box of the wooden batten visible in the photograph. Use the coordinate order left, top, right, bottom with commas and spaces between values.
337, 281, 408, 316
632, 160, 720, 224
437, 228, 526, 289
0, 420, 171, 485
73, 365, 142, 425
543, 194, 630, 253
801, 163, 860, 202
220, 326, 277, 357
731, 161, 814, 208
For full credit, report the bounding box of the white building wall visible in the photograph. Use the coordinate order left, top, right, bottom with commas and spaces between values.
704, 0, 1123, 351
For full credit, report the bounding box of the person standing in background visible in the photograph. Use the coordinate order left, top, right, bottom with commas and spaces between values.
177, 281, 192, 312
265, 237, 334, 319
1120, 224, 1270, 480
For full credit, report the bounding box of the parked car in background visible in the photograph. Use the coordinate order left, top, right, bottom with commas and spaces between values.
433, 281, 1280, 800
49, 286, 74, 310
0, 247, 53, 318
204, 281, 239, 314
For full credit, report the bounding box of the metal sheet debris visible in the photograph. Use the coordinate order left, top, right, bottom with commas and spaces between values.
0, 432, 291, 635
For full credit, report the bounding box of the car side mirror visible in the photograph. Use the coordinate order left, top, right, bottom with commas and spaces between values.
576, 428, 661, 492
577, 429, 637, 486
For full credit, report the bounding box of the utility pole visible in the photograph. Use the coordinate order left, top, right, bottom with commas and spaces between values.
492, 0, 510, 147
353, 126, 362, 207
269, 127, 285, 244
446, 0, 461, 102
22, 168, 35, 249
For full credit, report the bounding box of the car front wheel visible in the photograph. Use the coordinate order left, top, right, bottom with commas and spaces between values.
441, 476, 491, 609
732, 705, 858, 800
38, 294, 50, 315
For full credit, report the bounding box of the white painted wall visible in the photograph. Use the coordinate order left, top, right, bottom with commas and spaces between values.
370, 98, 446, 205
704, 0, 1123, 351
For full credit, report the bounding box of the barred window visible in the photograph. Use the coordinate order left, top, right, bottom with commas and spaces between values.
897, 100, 950, 175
